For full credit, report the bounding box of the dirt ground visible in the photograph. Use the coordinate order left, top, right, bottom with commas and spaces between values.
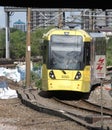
0, 76, 112, 130
0, 77, 87, 130
0, 98, 82, 130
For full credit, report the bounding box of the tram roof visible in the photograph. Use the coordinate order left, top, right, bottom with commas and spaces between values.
43, 28, 92, 42
43, 28, 91, 37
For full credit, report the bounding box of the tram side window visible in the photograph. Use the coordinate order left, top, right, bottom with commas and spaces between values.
41, 40, 48, 64
84, 42, 90, 65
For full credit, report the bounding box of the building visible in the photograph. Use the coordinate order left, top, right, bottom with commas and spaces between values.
30, 10, 61, 31
4, 7, 112, 31
13, 19, 26, 32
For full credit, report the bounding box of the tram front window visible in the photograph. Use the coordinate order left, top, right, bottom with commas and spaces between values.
49, 38, 84, 70
49, 35, 84, 70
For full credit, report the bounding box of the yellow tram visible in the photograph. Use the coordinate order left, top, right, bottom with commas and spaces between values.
41, 27, 106, 95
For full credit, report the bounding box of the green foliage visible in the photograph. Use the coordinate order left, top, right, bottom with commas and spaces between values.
0, 26, 54, 59
106, 37, 112, 66
31, 62, 42, 89
0, 28, 5, 57
31, 71, 41, 88
10, 29, 26, 59
31, 26, 54, 56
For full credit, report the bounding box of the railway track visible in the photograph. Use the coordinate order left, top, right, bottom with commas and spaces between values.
53, 97, 112, 125
53, 98, 112, 116
17, 88, 112, 130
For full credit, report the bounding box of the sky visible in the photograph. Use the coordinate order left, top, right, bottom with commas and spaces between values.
0, 6, 26, 28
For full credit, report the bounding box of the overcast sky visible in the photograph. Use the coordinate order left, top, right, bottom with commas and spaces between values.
0, 6, 26, 28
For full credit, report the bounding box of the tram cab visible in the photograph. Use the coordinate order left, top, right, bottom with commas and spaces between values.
41, 27, 107, 95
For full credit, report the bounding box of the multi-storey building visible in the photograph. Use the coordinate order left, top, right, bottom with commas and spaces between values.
30, 10, 63, 31
13, 19, 26, 32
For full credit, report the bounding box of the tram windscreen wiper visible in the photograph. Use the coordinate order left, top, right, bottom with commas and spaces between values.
62, 70, 66, 74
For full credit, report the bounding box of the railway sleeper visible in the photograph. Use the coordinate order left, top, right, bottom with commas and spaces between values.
85, 115, 111, 124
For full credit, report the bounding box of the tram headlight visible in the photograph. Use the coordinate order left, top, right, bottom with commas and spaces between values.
74, 71, 81, 80
49, 71, 56, 79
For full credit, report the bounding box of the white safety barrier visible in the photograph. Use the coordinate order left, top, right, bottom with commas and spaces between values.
0, 81, 18, 99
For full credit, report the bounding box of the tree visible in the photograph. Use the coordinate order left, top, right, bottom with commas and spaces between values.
31, 26, 54, 57
10, 29, 26, 59
0, 28, 5, 58
106, 37, 112, 66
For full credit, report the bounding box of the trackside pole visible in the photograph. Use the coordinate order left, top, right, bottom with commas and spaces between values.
26, 8, 31, 88
100, 78, 104, 130
94, 55, 106, 130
